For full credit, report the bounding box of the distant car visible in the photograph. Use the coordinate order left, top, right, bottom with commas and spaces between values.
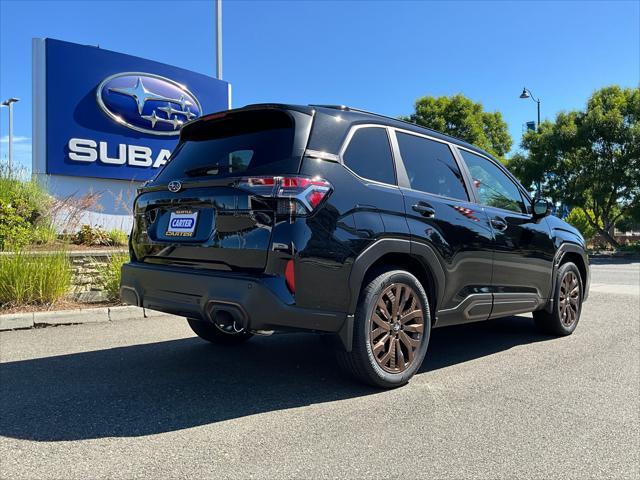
121, 104, 590, 388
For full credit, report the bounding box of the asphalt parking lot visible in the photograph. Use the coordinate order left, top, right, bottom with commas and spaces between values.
1, 259, 638, 479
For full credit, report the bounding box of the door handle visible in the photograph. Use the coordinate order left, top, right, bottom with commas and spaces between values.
412, 203, 435, 217
491, 218, 508, 231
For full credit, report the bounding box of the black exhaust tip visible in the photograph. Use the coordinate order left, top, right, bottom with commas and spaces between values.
207, 302, 248, 331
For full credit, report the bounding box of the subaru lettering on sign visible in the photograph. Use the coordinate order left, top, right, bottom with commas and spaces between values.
96, 73, 202, 136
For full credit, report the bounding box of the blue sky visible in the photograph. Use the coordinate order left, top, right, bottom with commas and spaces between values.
1, 0, 638, 170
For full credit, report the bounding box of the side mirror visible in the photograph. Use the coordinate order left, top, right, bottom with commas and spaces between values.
533, 198, 551, 218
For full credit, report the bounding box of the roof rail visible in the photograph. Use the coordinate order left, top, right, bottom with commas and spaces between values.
310, 104, 432, 132
309, 104, 489, 155
310, 104, 378, 115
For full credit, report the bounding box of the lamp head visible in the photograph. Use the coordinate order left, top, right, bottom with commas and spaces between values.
519, 88, 530, 99
1, 98, 19, 106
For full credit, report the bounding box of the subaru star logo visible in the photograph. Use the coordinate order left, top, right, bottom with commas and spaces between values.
168, 180, 182, 193
96, 72, 202, 136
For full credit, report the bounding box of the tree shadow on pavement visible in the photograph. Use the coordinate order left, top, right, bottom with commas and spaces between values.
0, 315, 550, 441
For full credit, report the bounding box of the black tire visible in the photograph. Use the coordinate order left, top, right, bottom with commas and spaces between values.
336, 268, 431, 388
533, 262, 583, 336
187, 318, 253, 345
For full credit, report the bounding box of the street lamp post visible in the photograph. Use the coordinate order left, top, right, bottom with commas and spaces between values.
519, 87, 541, 196
519, 87, 541, 131
1, 97, 20, 172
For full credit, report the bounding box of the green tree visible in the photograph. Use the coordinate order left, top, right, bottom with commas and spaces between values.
565, 208, 599, 240
401, 94, 512, 159
510, 86, 640, 248
615, 202, 640, 232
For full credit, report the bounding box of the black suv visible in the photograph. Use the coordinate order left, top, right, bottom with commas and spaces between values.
121, 104, 590, 388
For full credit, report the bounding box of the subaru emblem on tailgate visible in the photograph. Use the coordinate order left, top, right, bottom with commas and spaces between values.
168, 180, 182, 193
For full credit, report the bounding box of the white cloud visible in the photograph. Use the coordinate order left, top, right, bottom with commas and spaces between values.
0, 135, 30, 143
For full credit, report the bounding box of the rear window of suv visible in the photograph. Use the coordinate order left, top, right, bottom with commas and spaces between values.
342, 127, 396, 185
154, 110, 296, 182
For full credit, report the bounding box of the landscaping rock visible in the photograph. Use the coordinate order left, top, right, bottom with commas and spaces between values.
73, 291, 109, 303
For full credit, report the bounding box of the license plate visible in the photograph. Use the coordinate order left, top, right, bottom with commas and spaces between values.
166, 210, 198, 237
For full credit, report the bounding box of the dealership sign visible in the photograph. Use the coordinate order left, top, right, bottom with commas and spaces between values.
39, 39, 230, 181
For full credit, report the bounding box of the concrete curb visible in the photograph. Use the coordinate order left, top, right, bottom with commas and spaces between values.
0, 306, 182, 331
0, 249, 128, 257
588, 253, 640, 260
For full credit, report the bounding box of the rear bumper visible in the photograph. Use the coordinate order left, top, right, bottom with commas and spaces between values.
120, 262, 347, 333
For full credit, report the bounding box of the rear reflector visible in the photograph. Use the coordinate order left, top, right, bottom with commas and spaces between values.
306, 190, 326, 208
285, 259, 295, 294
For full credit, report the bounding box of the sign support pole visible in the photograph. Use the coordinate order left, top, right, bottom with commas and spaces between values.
215, 0, 222, 80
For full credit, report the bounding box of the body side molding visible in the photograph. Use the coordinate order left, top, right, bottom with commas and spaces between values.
435, 293, 493, 327
490, 292, 544, 319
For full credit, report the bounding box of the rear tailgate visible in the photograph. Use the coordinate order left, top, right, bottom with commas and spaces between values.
130, 107, 313, 272
132, 185, 275, 271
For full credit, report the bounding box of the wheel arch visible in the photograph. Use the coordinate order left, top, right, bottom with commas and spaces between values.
559, 251, 588, 289
545, 242, 590, 312
347, 239, 444, 324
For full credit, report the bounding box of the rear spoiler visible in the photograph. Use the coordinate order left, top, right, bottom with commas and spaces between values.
180, 104, 315, 140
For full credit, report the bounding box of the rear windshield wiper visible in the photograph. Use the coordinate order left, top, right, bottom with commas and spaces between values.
184, 164, 235, 177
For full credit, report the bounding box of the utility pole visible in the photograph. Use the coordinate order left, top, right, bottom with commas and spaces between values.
215, 0, 223, 80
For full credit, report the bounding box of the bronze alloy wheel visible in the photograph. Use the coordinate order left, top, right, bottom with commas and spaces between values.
369, 283, 425, 373
559, 270, 580, 327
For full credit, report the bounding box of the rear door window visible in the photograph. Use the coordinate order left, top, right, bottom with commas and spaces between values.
396, 132, 468, 200
342, 127, 396, 185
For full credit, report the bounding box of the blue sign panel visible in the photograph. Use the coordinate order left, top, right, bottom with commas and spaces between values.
45, 39, 229, 181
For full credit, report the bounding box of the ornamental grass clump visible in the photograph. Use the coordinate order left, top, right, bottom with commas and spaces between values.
107, 228, 128, 247
97, 252, 128, 301
0, 250, 72, 307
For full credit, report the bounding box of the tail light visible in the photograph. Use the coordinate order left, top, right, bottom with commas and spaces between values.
236, 176, 332, 215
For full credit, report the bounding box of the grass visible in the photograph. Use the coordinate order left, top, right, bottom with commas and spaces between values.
108, 229, 128, 247
0, 250, 72, 306
0, 169, 129, 309
31, 221, 58, 245
97, 252, 129, 301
